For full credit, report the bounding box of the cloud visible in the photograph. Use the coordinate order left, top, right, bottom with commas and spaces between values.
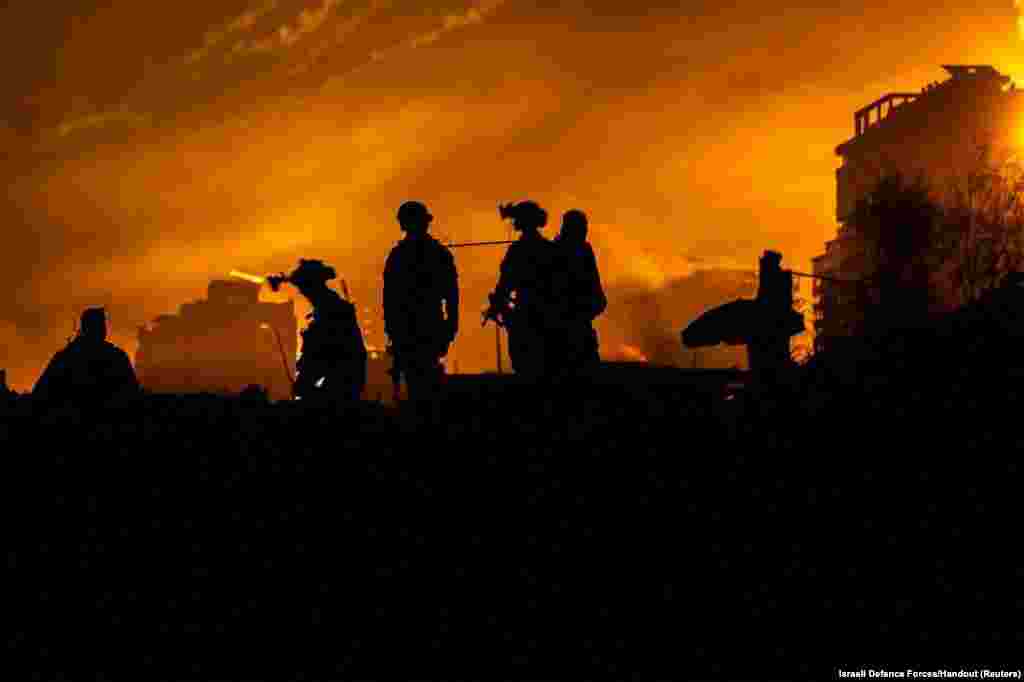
54, 0, 506, 139
399, 0, 507, 50
287, 1, 390, 77
410, 1, 497, 48
184, 0, 279, 65
596, 266, 756, 368
232, 0, 343, 57
35, 90, 530, 298
322, 0, 508, 88
56, 111, 152, 138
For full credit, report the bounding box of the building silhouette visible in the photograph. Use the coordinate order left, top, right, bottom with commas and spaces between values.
135, 279, 297, 401
812, 65, 1024, 351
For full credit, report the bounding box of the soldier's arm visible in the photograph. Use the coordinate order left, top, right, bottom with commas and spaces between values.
492, 249, 514, 304
321, 303, 366, 361
588, 246, 608, 318
293, 368, 316, 397
294, 334, 324, 394
106, 349, 140, 401
32, 351, 63, 399
444, 250, 459, 333
382, 252, 395, 338
118, 350, 141, 393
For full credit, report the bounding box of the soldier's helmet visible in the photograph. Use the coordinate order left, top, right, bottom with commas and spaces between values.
761, 250, 783, 267
560, 209, 588, 242
397, 201, 433, 231
80, 308, 107, 338
500, 201, 547, 230
288, 259, 337, 286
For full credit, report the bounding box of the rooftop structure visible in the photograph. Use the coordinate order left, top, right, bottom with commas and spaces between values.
813, 65, 1024, 351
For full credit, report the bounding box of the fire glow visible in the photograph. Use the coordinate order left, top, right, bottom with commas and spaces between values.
229, 270, 266, 284
616, 344, 649, 363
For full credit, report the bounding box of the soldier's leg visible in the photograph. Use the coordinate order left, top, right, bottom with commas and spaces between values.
402, 353, 445, 428
588, 327, 601, 366
403, 356, 426, 404
746, 342, 763, 373
542, 323, 568, 376
409, 351, 446, 399
325, 359, 365, 402
509, 325, 546, 379
506, 328, 526, 374
566, 323, 598, 372
355, 354, 367, 399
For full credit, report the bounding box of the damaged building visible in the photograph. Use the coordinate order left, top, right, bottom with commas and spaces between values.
135, 279, 298, 401
135, 277, 394, 402
812, 65, 1024, 352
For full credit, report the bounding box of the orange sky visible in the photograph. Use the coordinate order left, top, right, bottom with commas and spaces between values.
1, 1, 1024, 390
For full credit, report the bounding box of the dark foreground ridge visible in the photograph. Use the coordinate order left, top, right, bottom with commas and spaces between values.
2, 349, 1018, 678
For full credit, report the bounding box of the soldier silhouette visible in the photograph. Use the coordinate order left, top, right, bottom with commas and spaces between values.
748, 250, 799, 380
0, 369, 14, 404
383, 201, 459, 405
32, 308, 140, 405
268, 259, 367, 402
552, 209, 607, 371
484, 200, 566, 379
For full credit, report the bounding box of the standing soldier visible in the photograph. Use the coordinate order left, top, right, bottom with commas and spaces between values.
748, 250, 800, 380
32, 308, 140, 405
553, 209, 607, 371
383, 201, 459, 405
268, 259, 367, 402
0, 369, 13, 408
484, 200, 565, 379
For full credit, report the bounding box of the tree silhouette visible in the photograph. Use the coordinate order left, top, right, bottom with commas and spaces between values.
937, 143, 1024, 306
849, 172, 944, 331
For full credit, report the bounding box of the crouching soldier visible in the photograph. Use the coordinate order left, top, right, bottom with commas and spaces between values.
269, 259, 367, 402
32, 308, 140, 406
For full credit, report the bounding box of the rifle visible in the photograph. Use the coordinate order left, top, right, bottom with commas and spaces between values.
482, 293, 513, 328
386, 342, 402, 402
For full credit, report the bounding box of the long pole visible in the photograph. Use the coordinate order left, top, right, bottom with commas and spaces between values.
787, 270, 864, 285
498, 219, 513, 374
446, 240, 516, 249
268, 324, 295, 397
448, 228, 458, 374
496, 324, 503, 374
442, 234, 516, 372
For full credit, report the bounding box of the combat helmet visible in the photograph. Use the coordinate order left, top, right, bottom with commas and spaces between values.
560, 209, 588, 242
397, 201, 433, 231
287, 259, 337, 287
499, 200, 548, 230
79, 307, 108, 339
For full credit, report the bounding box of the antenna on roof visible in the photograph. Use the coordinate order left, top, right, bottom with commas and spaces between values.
941, 65, 1009, 85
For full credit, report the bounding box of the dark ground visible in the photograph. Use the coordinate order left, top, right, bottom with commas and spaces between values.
2, 342, 1020, 679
